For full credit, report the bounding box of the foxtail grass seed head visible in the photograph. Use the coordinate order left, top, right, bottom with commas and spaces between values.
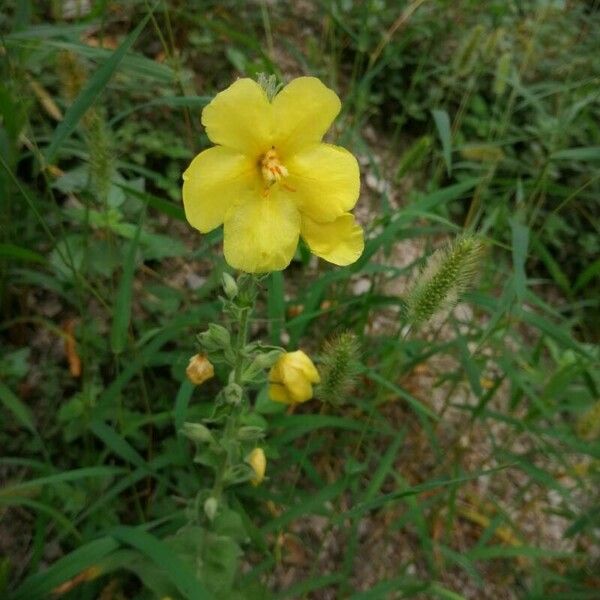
453, 24, 485, 76
494, 52, 512, 96
576, 400, 600, 441
85, 109, 114, 203
405, 236, 485, 326
186, 353, 215, 386
318, 332, 361, 405
247, 448, 266, 486
57, 51, 86, 103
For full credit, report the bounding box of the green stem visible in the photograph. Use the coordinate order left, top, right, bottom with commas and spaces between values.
234, 306, 250, 385
211, 279, 255, 501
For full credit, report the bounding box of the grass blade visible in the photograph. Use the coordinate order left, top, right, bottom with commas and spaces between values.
432, 108, 452, 175
43, 14, 151, 163
110, 217, 142, 354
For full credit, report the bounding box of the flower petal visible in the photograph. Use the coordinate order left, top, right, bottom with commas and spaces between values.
202, 78, 273, 157
286, 351, 321, 384
301, 213, 364, 266
282, 366, 314, 403
182, 146, 258, 233
268, 381, 293, 404
273, 77, 341, 157
285, 143, 360, 222
223, 191, 300, 273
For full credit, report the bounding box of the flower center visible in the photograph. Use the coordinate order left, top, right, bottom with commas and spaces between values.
260, 147, 288, 186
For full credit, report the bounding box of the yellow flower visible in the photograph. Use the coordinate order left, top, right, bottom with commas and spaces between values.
185, 353, 215, 385
268, 350, 320, 404
247, 447, 266, 486
182, 77, 364, 273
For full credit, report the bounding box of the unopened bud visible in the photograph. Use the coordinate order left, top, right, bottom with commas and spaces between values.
204, 496, 218, 521
181, 422, 214, 444
246, 448, 266, 486
223, 382, 243, 405
222, 272, 238, 299
198, 324, 231, 352
237, 426, 265, 441
253, 350, 284, 370
186, 354, 215, 386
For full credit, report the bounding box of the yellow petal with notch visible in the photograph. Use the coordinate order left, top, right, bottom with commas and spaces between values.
301, 213, 364, 266
285, 143, 360, 223
272, 77, 341, 157
223, 191, 300, 273
202, 78, 273, 157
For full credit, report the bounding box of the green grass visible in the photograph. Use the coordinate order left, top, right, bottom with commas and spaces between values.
1, 1, 599, 599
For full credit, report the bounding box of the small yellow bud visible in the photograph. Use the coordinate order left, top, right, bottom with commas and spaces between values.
247, 448, 266, 486
186, 353, 215, 386
268, 350, 320, 404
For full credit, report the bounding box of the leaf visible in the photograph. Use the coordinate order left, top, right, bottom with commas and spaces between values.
432, 109, 452, 175
551, 146, 600, 161
261, 477, 349, 533
9, 537, 119, 600
110, 526, 214, 599
118, 183, 185, 221
574, 257, 600, 292
510, 217, 529, 301
44, 14, 151, 163
174, 380, 195, 439
89, 420, 146, 469
363, 367, 439, 420
110, 217, 142, 354
0, 467, 123, 497
0, 380, 36, 434
0, 243, 46, 264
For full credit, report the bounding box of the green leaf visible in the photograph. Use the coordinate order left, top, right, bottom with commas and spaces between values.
110, 217, 142, 354
0, 243, 46, 264
363, 367, 439, 420
432, 108, 452, 175
0, 467, 123, 497
0, 381, 36, 434
118, 183, 186, 221
89, 420, 146, 469
510, 217, 529, 301
9, 537, 119, 600
110, 526, 215, 599
574, 257, 600, 292
551, 146, 600, 161
44, 14, 151, 163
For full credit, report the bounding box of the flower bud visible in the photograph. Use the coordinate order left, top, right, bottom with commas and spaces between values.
181, 422, 214, 444
204, 496, 219, 521
268, 350, 320, 404
222, 272, 238, 299
237, 426, 265, 441
223, 382, 243, 405
243, 349, 284, 381
198, 324, 231, 352
186, 354, 215, 386
253, 350, 284, 370
246, 448, 266, 486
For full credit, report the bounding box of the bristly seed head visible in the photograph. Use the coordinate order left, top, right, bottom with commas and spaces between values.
404, 235, 485, 326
